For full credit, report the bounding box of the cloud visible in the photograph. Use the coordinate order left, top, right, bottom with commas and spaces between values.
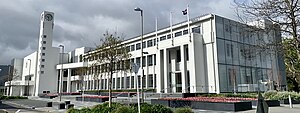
0, 0, 236, 64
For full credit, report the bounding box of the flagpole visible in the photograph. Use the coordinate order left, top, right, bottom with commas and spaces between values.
156, 17, 158, 49
170, 12, 173, 45
187, 4, 191, 42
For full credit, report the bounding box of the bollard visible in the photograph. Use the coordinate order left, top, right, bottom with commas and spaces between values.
65, 100, 71, 105
289, 94, 293, 108
58, 103, 65, 109
46, 102, 52, 107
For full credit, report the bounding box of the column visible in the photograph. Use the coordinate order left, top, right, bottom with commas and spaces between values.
163, 49, 170, 93
156, 50, 163, 93
145, 55, 148, 89
180, 45, 188, 93
67, 69, 71, 92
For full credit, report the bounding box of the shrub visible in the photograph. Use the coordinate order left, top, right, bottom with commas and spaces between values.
66, 108, 80, 113
112, 106, 135, 113
152, 104, 173, 113
174, 107, 194, 113
0, 96, 27, 100
263, 91, 300, 100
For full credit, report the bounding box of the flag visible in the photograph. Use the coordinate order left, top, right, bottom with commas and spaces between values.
182, 9, 187, 15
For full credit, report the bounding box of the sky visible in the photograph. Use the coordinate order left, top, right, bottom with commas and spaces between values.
0, 0, 237, 65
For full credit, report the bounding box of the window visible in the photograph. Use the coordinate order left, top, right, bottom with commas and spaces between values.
176, 49, 181, 62
147, 40, 153, 47
130, 45, 135, 51
41, 65, 44, 68
41, 59, 45, 62
186, 46, 189, 61
142, 41, 146, 48
154, 54, 156, 65
160, 36, 166, 41
192, 26, 201, 33
136, 43, 141, 50
136, 57, 141, 67
42, 47, 46, 50
42, 53, 45, 56
126, 77, 130, 88
42, 35, 47, 38
40, 71, 44, 74
148, 55, 153, 66
153, 38, 156, 46
126, 46, 130, 52
183, 29, 188, 35
148, 74, 153, 87
42, 41, 46, 44
175, 31, 182, 37
142, 56, 146, 67
167, 34, 171, 39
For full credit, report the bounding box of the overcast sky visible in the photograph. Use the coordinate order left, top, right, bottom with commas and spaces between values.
0, 0, 237, 65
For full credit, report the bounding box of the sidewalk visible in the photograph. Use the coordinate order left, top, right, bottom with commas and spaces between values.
5, 96, 300, 113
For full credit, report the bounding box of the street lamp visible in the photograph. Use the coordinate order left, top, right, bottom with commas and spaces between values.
134, 7, 145, 103
59, 45, 64, 101
27, 59, 31, 96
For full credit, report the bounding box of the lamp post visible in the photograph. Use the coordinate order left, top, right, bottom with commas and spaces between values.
134, 7, 144, 103
27, 59, 31, 96
59, 45, 64, 101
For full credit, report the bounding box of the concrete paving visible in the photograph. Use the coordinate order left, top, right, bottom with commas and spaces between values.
2, 95, 300, 113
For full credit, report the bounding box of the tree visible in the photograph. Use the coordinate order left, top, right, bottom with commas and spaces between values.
283, 39, 300, 92
234, 0, 300, 91
84, 31, 131, 107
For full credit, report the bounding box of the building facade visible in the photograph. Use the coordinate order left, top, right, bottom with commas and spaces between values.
59, 14, 286, 94
6, 12, 286, 96
5, 11, 59, 96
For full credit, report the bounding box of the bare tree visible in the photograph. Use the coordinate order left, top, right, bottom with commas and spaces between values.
234, 0, 299, 91
84, 31, 131, 107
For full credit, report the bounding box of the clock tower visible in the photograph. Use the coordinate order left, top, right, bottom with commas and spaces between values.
34, 11, 59, 96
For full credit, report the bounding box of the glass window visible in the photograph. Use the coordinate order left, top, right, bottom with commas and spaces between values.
219, 64, 228, 92
130, 45, 135, 51
153, 38, 156, 46
224, 19, 231, 40
148, 55, 153, 66
192, 26, 201, 33
126, 77, 130, 88
148, 74, 153, 87
147, 40, 153, 47
43, 41, 46, 44
117, 78, 120, 89
176, 49, 181, 62
131, 76, 134, 88
216, 16, 224, 39
175, 31, 182, 37
112, 78, 116, 89
142, 56, 146, 67
142, 41, 146, 48
136, 43, 141, 50
227, 65, 236, 92
224, 41, 233, 64
160, 36, 166, 41
154, 54, 156, 65
217, 39, 226, 63
232, 42, 239, 65
126, 46, 130, 52
183, 29, 188, 35
136, 57, 141, 67
167, 34, 171, 39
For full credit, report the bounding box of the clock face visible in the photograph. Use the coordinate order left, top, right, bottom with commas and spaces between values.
45, 14, 53, 21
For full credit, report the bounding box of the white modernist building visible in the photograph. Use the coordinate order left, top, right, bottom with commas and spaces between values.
6, 11, 286, 96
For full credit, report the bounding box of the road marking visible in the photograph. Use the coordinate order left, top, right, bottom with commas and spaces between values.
15, 109, 21, 113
